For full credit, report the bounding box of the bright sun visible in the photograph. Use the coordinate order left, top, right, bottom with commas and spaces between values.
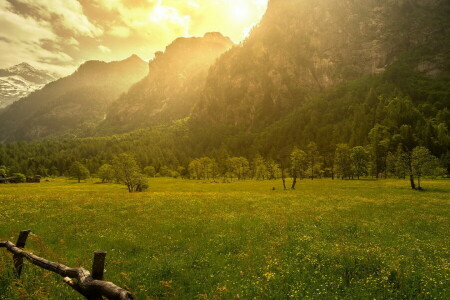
231, 4, 251, 22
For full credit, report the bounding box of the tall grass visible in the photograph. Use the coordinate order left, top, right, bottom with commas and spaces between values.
0, 178, 449, 299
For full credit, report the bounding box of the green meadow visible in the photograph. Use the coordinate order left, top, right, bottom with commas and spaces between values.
0, 178, 449, 299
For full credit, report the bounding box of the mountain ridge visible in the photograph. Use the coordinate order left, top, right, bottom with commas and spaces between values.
0, 56, 148, 141
99, 32, 234, 134
0, 62, 57, 109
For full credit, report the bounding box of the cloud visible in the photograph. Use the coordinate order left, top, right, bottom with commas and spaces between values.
109, 26, 131, 38
98, 45, 112, 53
1, 0, 268, 76
10, 0, 103, 37
0, 1, 78, 75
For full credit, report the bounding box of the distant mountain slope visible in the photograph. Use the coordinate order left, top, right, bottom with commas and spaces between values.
0, 56, 147, 141
0, 63, 57, 108
191, 0, 450, 129
99, 32, 234, 134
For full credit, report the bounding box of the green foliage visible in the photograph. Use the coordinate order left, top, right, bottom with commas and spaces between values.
98, 164, 114, 183
227, 157, 250, 180
189, 157, 218, 180
412, 146, 439, 190
11, 173, 26, 183
69, 162, 90, 183
335, 144, 352, 179
290, 147, 308, 180
144, 166, 156, 177
351, 146, 369, 179
0, 166, 7, 177
253, 155, 268, 180
112, 154, 148, 192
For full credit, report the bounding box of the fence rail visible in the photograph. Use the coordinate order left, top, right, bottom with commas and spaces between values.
0, 230, 134, 300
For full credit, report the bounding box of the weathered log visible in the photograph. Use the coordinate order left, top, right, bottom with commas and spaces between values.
0, 240, 133, 300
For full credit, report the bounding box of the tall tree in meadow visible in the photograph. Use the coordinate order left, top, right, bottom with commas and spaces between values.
113, 154, 148, 192
277, 147, 292, 190
335, 144, 352, 179
98, 164, 114, 183
266, 160, 281, 180
227, 157, 250, 180
290, 147, 308, 189
411, 146, 436, 190
351, 146, 369, 179
69, 162, 90, 183
397, 125, 420, 189
368, 124, 390, 179
188, 159, 201, 180
307, 142, 320, 180
253, 155, 268, 180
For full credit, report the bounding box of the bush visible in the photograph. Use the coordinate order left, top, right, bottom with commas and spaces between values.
12, 173, 26, 183
144, 166, 156, 177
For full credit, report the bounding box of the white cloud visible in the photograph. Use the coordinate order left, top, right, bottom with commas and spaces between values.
0, 1, 77, 75
13, 0, 103, 37
98, 45, 112, 53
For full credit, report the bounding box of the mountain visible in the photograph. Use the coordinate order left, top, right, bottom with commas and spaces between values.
0, 63, 57, 108
0, 56, 147, 141
0, 0, 448, 177
99, 32, 234, 134
191, 0, 450, 129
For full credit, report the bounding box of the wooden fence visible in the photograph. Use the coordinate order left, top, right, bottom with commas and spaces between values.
0, 230, 134, 300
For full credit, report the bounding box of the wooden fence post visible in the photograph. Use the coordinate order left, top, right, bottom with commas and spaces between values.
89, 250, 107, 300
1, 232, 134, 299
92, 251, 107, 280
13, 230, 31, 277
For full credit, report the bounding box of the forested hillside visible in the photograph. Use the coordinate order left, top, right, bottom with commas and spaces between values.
0, 55, 147, 141
0, 0, 448, 181
192, 0, 450, 128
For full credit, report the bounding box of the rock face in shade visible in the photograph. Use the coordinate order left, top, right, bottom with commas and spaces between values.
191, 0, 450, 129
0, 63, 57, 109
99, 32, 234, 134
0, 56, 148, 141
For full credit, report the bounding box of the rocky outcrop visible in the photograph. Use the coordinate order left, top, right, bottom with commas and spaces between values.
99, 32, 234, 133
191, 0, 449, 128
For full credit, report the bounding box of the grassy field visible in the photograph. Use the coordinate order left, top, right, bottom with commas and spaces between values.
0, 178, 449, 299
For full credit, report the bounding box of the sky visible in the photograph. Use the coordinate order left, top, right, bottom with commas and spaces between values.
0, 0, 268, 76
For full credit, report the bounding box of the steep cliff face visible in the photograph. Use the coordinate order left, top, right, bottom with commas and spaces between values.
192, 0, 449, 128
100, 32, 234, 133
0, 55, 147, 141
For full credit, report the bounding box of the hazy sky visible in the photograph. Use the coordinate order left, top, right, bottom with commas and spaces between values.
0, 0, 268, 75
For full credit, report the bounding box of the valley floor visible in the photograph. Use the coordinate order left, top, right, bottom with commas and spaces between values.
0, 178, 449, 299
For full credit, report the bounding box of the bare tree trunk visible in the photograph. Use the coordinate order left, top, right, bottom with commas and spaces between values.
409, 174, 416, 190
291, 175, 297, 190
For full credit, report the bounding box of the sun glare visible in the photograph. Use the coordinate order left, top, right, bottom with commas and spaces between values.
231, 4, 251, 23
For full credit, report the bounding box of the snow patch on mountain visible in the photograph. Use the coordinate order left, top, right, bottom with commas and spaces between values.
0, 63, 57, 109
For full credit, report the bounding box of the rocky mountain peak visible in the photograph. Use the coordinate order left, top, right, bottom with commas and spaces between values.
0, 62, 57, 109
